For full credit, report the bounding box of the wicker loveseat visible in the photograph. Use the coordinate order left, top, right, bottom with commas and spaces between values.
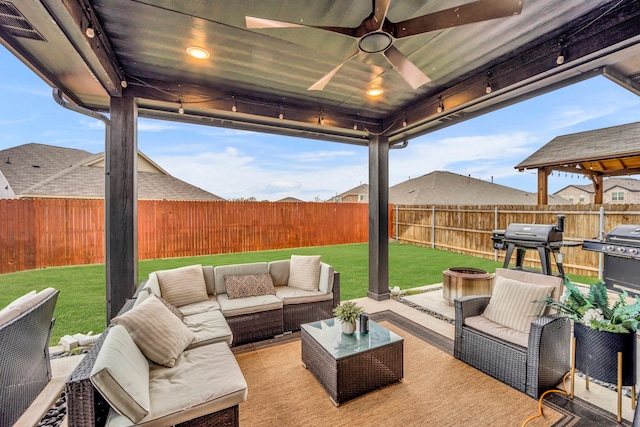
0, 288, 59, 427
454, 268, 570, 398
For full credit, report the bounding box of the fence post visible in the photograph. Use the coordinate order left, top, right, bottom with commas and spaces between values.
494, 206, 499, 262
431, 206, 435, 248
395, 204, 399, 241
598, 206, 605, 280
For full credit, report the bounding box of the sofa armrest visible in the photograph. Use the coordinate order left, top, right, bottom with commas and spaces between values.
454, 295, 490, 355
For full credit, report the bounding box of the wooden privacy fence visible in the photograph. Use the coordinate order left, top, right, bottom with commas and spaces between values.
392, 204, 640, 277
0, 199, 371, 274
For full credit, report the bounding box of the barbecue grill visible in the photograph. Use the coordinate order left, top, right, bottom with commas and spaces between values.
582, 224, 640, 296
492, 215, 572, 276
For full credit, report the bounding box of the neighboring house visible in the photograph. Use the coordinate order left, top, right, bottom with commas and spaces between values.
276, 197, 304, 202
389, 171, 571, 205
554, 177, 640, 204
0, 143, 224, 200
330, 184, 369, 203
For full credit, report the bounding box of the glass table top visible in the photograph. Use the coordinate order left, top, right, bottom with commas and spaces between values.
301, 318, 403, 359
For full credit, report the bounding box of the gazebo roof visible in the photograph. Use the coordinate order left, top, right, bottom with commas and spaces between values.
516, 121, 640, 177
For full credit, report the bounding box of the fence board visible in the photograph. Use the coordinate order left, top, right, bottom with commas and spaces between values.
0, 199, 370, 274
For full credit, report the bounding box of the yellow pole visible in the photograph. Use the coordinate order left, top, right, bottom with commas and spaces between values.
617, 351, 623, 423
570, 337, 576, 398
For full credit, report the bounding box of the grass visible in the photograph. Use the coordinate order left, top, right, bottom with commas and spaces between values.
0, 242, 599, 345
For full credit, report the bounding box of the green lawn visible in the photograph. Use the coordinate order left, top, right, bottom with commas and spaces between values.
0, 242, 598, 345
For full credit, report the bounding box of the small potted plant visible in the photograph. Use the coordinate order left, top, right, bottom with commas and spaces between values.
333, 301, 364, 335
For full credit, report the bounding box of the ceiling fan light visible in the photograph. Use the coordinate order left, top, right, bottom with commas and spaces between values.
358, 32, 393, 53
186, 46, 210, 59
366, 88, 384, 97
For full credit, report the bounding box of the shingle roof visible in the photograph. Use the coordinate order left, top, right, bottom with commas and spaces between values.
389, 171, 570, 205
335, 184, 369, 199
0, 143, 224, 201
516, 121, 640, 169
554, 177, 640, 195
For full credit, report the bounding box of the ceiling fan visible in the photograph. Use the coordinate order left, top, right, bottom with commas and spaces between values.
246, 0, 523, 91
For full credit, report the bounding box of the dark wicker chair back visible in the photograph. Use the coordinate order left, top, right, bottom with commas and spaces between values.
0, 289, 59, 427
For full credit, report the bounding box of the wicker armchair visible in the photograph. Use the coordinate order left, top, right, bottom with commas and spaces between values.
453, 268, 570, 398
0, 289, 59, 427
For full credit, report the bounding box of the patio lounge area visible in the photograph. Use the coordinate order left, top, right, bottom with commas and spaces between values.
17, 287, 636, 426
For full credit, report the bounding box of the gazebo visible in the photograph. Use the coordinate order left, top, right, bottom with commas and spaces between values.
1, 1, 640, 321
516, 121, 640, 204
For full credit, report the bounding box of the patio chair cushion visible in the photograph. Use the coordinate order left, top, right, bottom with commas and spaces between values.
214, 262, 269, 295
111, 294, 195, 367
224, 273, 276, 299
177, 296, 221, 316
268, 260, 290, 286
0, 288, 56, 326
156, 264, 209, 307
183, 309, 233, 348
464, 314, 530, 347
90, 325, 150, 424
482, 276, 555, 333
217, 293, 283, 317
274, 286, 333, 305
288, 255, 321, 291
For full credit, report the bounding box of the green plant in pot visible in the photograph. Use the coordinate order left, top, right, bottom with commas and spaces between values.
333, 301, 364, 335
542, 277, 640, 386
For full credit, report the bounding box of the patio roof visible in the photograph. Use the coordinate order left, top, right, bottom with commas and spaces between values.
2, 0, 640, 318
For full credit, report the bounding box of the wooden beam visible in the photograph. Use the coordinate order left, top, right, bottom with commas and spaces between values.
538, 168, 550, 205
368, 134, 390, 301
105, 96, 138, 322
592, 175, 604, 205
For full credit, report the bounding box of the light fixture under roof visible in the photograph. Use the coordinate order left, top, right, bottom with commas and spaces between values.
186, 46, 210, 59
366, 88, 384, 97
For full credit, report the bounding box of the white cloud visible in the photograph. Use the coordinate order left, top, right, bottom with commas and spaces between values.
138, 120, 177, 132
282, 150, 357, 162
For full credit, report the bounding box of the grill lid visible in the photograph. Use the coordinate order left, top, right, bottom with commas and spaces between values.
504, 223, 562, 244
606, 225, 640, 244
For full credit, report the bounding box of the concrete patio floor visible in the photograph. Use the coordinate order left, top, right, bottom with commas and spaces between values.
20, 286, 636, 425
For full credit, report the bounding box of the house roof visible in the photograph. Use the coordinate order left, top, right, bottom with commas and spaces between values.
516, 121, 640, 176
276, 197, 304, 202
335, 184, 369, 199
389, 171, 571, 205
0, 143, 223, 201
554, 177, 640, 195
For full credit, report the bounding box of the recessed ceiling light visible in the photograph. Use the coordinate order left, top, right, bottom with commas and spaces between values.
366, 88, 384, 97
186, 47, 210, 59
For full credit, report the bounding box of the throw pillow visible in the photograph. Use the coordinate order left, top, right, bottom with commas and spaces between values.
225, 274, 276, 299
288, 255, 321, 291
158, 296, 184, 321
482, 276, 555, 333
111, 294, 194, 367
156, 264, 208, 307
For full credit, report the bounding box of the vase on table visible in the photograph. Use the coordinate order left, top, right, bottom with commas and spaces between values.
341, 320, 356, 335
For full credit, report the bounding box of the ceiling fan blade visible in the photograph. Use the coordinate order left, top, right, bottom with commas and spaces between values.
372, 0, 391, 30
245, 16, 306, 29
309, 49, 360, 91
394, 0, 524, 39
383, 45, 431, 90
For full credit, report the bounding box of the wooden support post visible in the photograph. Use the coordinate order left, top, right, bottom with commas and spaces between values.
106, 96, 138, 322
537, 168, 550, 205
368, 134, 389, 301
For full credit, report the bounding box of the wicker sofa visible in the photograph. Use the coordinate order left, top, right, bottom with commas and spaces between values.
0, 288, 59, 427
66, 257, 340, 426
453, 268, 571, 398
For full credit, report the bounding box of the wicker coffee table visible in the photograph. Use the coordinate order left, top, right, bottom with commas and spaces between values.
301, 318, 403, 406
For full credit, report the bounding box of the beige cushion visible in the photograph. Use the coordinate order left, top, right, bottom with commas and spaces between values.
465, 315, 530, 348
156, 265, 209, 307
275, 286, 333, 305
111, 294, 195, 367
225, 273, 276, 299
90, 325, 150, 424
177, 296, 221, 316
482, 276, 555, 333
217, 293, 282, 317
183, 310, 233, 347
288, 255, 321, 291
268, 260, 290, 286
0, 288, 56, 326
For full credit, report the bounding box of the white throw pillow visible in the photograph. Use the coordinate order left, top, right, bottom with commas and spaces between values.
156, 264, 208, 307
111, 294, 194, 367
288, 255, 321, 291
482, 276, 555, 333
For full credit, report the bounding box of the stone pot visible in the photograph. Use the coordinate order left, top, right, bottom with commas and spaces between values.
574, 322, 637, 385
341, 320, 356, 335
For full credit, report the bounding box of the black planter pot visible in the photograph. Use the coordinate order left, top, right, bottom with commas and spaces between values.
574, 322, 637, 385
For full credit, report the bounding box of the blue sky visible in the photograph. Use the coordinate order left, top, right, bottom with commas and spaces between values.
2, 45, 640, 202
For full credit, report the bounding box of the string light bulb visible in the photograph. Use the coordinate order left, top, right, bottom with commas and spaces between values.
178, 98, 184, 115
231, 96, 237, 112
402, 113, 407, 127
318, 109, 325, 125
278, 104, 284, 120
485, 71, 492, 94
556, 39, 566, 65
437, 96, 444, 113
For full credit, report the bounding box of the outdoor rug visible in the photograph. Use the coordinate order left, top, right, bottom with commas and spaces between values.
233, 311, 629, 426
